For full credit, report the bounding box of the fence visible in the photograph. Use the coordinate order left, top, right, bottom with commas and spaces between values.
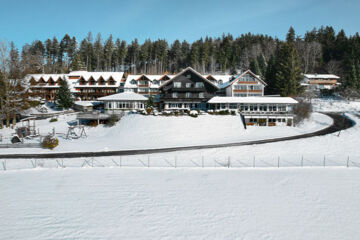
1, 154, 360, 171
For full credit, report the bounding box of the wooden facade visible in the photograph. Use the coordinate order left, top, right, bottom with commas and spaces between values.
159, 67, 219, 110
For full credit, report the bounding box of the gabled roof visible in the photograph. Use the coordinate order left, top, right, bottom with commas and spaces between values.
159, 67, 220, 89
98, 92, 148, 101
124, 74, 175, 88
221, 70, 267, 88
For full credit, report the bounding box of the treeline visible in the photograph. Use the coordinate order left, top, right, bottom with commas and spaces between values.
2, 26, 360, 87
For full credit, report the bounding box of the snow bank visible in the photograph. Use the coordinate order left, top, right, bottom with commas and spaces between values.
0, 168, 359, 239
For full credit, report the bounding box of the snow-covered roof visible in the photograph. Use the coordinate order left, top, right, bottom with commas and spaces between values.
304, 74, 340, 79
98, 92, 148, 101
74, 101, 101, 107
25, 74, 65, 82
72, 71, 124, 88
208, 96, 298, 104
159, 67, 220, 90
220, 70, 267, 88
124, 74, 175, 89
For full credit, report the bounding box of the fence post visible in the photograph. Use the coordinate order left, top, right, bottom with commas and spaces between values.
148, 156, 150, 168
120, 156, 122, 167
323, 155, 326, 168
175, 156, 177, 168
253, 156, 255, 168
228, 156, 230, 168
202, 156, 204, 168
92, 158, 94, 167
301, 155, 303, 167
2, 160, 6, 171
278, 156, 280, 168
347, 156, 349, 168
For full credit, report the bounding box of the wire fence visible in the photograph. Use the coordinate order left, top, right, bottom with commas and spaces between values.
1, 154, 360, 171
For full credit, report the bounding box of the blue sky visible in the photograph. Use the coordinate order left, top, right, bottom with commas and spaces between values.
0, 0, 359, 47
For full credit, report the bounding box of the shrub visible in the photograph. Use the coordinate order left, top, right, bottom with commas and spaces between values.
49, 118, 58, 122
218, 110, 230, 115
231, 110, 236, 115
293, 100, 312, 125
107, 114, 119, 127
146, 107, 153, 115
42, 135, 59, 149
174, 111, 179, 116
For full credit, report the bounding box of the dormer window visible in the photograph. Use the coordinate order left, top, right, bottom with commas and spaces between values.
131, 80, 137, 85
153, 80, 159, 85
218, 80, 223, 85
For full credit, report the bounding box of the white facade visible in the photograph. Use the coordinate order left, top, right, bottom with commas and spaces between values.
208, 96, 297, 126
98, 92, 148, 114
222, 70, 266, 97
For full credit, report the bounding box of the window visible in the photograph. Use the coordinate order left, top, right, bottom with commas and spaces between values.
229, 103, 237, 109
153, 80, 159, 85
195, 82, 204, 88
234, 85, 247, 90
186, 83, 192, 88
199, 92, 204, 98
185, 92, 191, 98
174, 82, 181, 88
218, 80, 223, 85
172, 92, 178, 98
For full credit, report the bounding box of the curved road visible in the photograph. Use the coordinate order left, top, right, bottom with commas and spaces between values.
0, 113, 355, 159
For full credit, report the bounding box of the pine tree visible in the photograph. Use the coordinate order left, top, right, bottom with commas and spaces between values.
57, 79, 73, 109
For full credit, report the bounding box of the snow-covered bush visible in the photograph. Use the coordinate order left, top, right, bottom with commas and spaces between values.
162, 110, 172, 116
42, 135, 59, 150
189, 110, 198, 118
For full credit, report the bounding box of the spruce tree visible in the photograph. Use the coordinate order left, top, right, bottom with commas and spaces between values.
275, 28, 303, 96
57, 79, 73, 109
250, 58, 261, 76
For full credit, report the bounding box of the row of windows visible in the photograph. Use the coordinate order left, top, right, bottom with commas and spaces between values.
239, 74, 257, 82
172, 92, 205, 98
174, 82, 204, 88
248, 118, 286, 123
130, 80, 164, 85
108, 102, 144, 109
168, 103, 202, 108
233, 85, 262, 90
239, 104, 287, 112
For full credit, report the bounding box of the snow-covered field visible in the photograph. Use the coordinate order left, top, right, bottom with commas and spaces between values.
1, 167, 359, 240
0, 99, 359, 240
312, 98, 360, 112
0, 112, 332, 154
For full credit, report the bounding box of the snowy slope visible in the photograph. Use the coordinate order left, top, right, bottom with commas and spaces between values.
0, 168, 359, 240
0, 112, 332, 154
